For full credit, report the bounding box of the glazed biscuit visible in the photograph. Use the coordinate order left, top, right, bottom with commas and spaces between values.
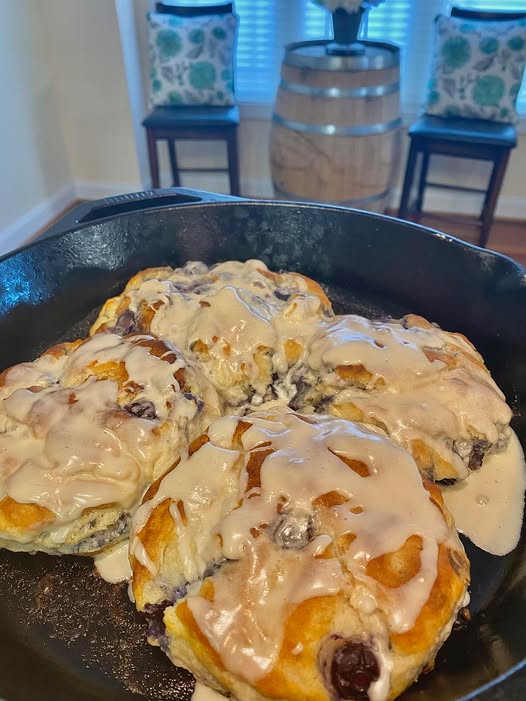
90, 259, 333, 406
130, 410, 469, 701
290, 314, 512, 481
0, 333, 221, 555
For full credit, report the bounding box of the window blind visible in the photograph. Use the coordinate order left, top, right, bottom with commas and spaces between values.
361, 0, 414, 107
235, 0, 331, 104
234, 0, 279, 103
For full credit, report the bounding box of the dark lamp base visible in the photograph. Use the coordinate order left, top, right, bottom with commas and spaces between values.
325, 40, 366, 56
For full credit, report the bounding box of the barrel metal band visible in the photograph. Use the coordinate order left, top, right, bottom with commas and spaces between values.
284, 40, 400, 71
272, 113, 402, 136
273, 186, 392, 207
279, 79, 400, 99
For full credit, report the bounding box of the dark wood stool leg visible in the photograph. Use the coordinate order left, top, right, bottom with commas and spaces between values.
167, 139, 181, 187
226, 127, 240, 196
479, 149, 510, 248
146, 129, 161, 189
415, 151, 430, 213
398, 139, 419, 220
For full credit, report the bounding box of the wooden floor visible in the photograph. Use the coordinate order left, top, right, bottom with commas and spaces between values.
391, 211, 526, 268
29, 199, 86, 243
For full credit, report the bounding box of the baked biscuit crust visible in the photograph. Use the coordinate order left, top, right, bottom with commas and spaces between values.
130, 410, 469, 701
90, 260, 333, 406
0, 333, 221, 555
292, 314, 512, 481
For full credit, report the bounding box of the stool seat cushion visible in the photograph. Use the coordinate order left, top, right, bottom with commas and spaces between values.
142, 105, 239, 130
410, 115, 517, 148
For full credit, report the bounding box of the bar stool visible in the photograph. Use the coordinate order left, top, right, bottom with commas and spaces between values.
398, 115, 516, 248
398, 6, 526, 248
143, 105, 240, 195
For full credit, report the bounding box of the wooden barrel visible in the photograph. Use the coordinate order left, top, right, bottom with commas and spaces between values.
270, 40, 401, 213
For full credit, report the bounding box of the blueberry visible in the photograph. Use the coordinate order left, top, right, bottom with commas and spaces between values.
144, 600, 171, 639
113, 309, 138, 335
468, 439, 491, 470
330, 640, 380, 700
127, 399, 156, 419
289, 377, 312, 411
272, 510, 314, 550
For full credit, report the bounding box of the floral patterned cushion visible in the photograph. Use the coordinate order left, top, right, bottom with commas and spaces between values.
148, 11, 237, 107
424, 14, 526, 124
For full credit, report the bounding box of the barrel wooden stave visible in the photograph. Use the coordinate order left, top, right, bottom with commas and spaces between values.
270, 43, 401, 210
271, 126, 401, 203
281, 63, 399, 94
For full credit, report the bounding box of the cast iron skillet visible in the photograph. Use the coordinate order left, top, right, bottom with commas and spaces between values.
0, 188, 525, 701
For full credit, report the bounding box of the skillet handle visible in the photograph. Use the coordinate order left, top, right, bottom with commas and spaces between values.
40, 187, 243, 240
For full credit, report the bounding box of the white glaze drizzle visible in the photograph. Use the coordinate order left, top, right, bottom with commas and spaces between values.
368, 634, 394, 701
94, 539, 132, 583
134, 411, 460, 685
306, 315, 512, 479
131, 439, 241, 585
186, 285, 277, 382
191, 682, 225, 701
0, 333, 210, 535
442, 430, 526, 555
307, 314, 484, 385
333, 372, 510, 480
100, 260, 331, 402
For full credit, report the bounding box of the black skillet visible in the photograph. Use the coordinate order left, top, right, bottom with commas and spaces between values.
0, 188, 525, 701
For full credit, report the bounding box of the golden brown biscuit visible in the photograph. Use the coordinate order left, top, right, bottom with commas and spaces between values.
130, 410, 469, 701
291, 314, 512, 481
0, 332, 221, 555
90, 259, 333, 406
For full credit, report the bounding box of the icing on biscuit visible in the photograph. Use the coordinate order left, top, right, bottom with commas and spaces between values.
94, 540, 132, 583
306, 314, 485, 383
442, 430, 526, 555
303, 315, 512, 480
93, 260, 332, 404
0, 334, 215, 541
132, 411, 462, 686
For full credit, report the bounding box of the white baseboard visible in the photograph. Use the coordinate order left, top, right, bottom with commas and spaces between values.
74, 180, 146, 201
0, 184, 76, 257
0, 181, 144, 258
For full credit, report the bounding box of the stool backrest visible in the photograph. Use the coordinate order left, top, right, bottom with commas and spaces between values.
451, 6, 526, 22
155, 3, 234, 16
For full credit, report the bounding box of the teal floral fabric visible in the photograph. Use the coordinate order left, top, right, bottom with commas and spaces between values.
424, 15, 526, 123
148, 11, 237, 107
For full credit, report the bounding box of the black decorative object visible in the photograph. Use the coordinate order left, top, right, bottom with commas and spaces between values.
327, 6, 366, 55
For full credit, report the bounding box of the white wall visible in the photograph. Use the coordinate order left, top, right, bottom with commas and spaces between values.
0, 0, 142, 255
0, 0, 73, 254
41, 0, 142, 197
